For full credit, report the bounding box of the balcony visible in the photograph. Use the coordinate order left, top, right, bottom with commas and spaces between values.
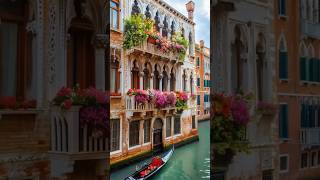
300, 128, 320, 146
126, 40, 181, 63
300, 19, 320, 39
49, 106, 107, 177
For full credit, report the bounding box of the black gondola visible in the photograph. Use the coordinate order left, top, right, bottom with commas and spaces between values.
124, 147, 174, 180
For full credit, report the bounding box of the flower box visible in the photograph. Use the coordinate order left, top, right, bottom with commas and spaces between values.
147, 37, 156, 44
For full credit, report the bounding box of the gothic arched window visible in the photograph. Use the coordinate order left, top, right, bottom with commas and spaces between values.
131, 60, 140, 89
143, 63, 150, 90
170, 68, 176, 91
110, 56, 120, 94
279, 35, 288, 80
162, 16, 168, 37
131, 0, 141, 16
171, 21, 175, 37
182, 70, 187, 91
189, 32, 193, 54
154, 65, 160, 90
162, 68, 168, 91
181, 27, 185, 38
154, 11, 160, 32
190, 73, 193, 94
145, 5, 151, 19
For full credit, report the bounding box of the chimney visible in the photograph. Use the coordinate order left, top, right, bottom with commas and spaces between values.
200, 40, 204, 49
186, 1, 195, 21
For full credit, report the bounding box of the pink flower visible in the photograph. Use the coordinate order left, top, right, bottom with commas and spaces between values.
231, 99, 250, 125
63, 99, 73, 110
57, 87, 72, 97
85, 87, 107, 104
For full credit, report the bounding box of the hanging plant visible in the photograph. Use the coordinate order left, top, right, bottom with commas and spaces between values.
123, 14, 154, 50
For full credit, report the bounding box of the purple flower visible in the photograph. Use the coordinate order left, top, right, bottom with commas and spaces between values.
166, 92, 177, 107
231, 99, 250, 125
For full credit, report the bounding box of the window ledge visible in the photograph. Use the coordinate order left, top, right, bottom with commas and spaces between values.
0, 109, 43, 120
279, 14, 288, 20
280, 138, 290, 143
279, 79, 289, 83
111, 95, 122, 99
110, 28, 122, 34
300, 81, 309, 86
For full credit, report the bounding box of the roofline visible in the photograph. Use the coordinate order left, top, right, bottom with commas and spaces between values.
155, 0, 196, 25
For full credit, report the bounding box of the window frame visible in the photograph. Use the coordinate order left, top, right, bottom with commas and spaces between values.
110, 0, 120, 30
279, 154, 289, 173
279, 103, 289, 140
129, 120, 140, 148
110, 118, 121, 152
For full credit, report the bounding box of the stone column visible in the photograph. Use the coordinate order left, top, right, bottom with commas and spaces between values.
150, 73, 154, 90
139, 72, 144, 90
159, 24, 164, 36
159, 74, 163, 91
94, 34, 107, 91
140, 120, 144, 145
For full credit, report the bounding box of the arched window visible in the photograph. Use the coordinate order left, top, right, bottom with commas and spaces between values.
171, 21, 175, 37
231, 26, 245, 93
131, 0, 141, 16
162, 16, 169, 37
189, 32, 193, 54
162, 68, 168, 91
279, 35, 288, 80
0, 0, 33, 98
300, 42, 308, 81
190, 73, 193, 94
154, 11, 160, 32
131, 60, 140, 89
110, 56, 120, 94
153, 65, 160, 90
256, 33, 266, 101
145, 5, 151, 19
143, 63, 150, 90
182, 70, 187, 91
67, 16, 95, 89
170, 68, 176, 91
181, 27, 185, 38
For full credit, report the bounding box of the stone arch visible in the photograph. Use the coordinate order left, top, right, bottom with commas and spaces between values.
300, 41, 308, 57
131, 0, 142, 16
308, 44, 315, 58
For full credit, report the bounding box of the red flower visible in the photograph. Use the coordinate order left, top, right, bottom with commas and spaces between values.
57, 87, 72, 97
63, 99, 73, 110
0, 96, 17, 109
21, 100, 37, 109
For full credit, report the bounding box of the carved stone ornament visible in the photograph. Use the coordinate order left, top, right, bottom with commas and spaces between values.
26, 20, 37, 35
94, 34, 108, 48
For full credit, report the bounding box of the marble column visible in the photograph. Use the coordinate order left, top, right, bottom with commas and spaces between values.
94, 34, 107, 91
168, 77, 171, 92
159, 74, 163, 91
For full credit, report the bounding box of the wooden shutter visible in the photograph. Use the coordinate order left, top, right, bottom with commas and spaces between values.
279, 51, 288, 79
300, 57, 306, 81
279, 104, 288, 138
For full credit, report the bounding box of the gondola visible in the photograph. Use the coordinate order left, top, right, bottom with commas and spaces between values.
124, 146, 174, 180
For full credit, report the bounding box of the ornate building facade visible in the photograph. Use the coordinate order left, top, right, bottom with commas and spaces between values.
0, 0, 108, 179
195, 40, 210, 121
212, 0, 278, 179
110, 0, 198, 168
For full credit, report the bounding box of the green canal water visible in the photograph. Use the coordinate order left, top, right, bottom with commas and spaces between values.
110, 120, 210, 180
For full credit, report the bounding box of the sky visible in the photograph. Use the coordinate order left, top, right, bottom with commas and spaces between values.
163, 0, 210, 48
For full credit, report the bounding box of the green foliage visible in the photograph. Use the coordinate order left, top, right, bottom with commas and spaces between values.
175, 100, 188, 110
123, 14, 154, 50
172, 32, 189, 49
211, 115, 250, 155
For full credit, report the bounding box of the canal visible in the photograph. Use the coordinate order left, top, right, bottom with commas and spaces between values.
110, 120, 210, 180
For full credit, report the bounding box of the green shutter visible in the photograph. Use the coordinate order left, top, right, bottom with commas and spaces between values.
279, 104, 288, 138
301, 104, 307, 128
300, 57, 306, 81
279, 51, 288, 79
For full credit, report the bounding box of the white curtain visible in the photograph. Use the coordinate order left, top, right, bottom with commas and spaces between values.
0, 22, 17, 96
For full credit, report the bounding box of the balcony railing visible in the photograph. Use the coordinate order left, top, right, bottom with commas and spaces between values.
126, 95, 176, 112
127, 40, 181, 62
300, 128, 320, 145
300, 19, 320, 38
50, 106, 108, 156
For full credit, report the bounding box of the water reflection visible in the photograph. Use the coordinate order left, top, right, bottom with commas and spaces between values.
110, 120, 210, 180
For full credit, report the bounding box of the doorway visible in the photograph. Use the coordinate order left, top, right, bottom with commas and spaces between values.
153, 118, 163, 152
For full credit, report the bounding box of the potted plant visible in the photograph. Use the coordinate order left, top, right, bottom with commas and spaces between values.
211, 92, 252, 167
0, 96, 36, 110
52, 86, 108, 138
123, 14, 154, 50
175, 91, 189, 113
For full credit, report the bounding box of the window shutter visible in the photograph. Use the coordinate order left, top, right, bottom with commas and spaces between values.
309, 58, 314, 82
197, 95, 200, 105
300, 57, 306, 81
279, 51, 288, 79
279, 104, 288, 138
317, 59, 320, 82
